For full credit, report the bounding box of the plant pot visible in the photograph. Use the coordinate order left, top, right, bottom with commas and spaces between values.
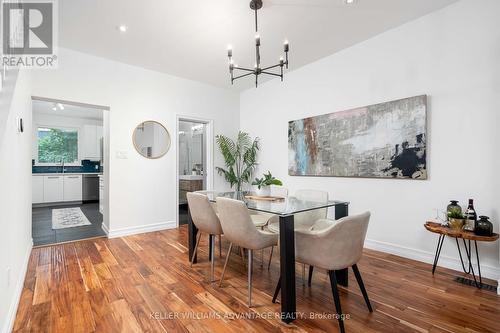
255, 186, 271, 197
448, 218, 465, 230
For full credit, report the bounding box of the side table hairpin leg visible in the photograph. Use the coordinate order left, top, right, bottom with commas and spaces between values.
455, 238, 472, 274
456, 239, 482, 288
432, 234, 445, 275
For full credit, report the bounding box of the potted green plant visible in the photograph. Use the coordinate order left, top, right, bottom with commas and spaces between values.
251, 171, 283, 196
447, 207, 465, 230
216, 131, 259, 192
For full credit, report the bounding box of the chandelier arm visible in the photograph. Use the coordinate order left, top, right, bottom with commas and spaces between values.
233, 72, 255, 80
261, 63, 282, 71
261, 71, 282, 77
234, 66, 255, 72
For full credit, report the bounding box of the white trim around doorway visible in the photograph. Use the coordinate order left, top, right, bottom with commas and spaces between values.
175, 115, 214, 228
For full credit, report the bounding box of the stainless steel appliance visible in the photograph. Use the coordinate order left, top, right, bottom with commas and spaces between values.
82, 174, 99, 201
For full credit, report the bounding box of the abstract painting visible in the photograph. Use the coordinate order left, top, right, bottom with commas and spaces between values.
288, 95, 427, 179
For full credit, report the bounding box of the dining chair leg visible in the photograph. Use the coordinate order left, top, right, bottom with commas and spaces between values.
328, 270, 345, 333
210, 234, 215, 282
248, 249, 253, 307
219, 242, 233, 287
260, 227, 264, 267
218, 235, 222, 258
302, 264, 306, 285
308, 265, 314, 287
272, 275, 281, 303
352, 264, 373, 312
190, 232, 202, 267
240, 247, 246, 268
267, 246, 274, 270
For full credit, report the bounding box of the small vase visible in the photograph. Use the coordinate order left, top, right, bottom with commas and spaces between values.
255, 186, 271, 197
475, 216, 493, 236
447, 200, 461, 214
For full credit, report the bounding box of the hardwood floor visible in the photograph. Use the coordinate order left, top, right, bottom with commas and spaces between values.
14, 226, 500, 333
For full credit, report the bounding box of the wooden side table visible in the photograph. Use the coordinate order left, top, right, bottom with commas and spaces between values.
424, 222, 499, 290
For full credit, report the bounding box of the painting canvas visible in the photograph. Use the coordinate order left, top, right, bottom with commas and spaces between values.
288, 95, 427, 179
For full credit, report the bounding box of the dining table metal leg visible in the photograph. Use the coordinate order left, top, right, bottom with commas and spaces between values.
279, 215, 296, 323
335, 203, 350, 287
187, 204, 198, 264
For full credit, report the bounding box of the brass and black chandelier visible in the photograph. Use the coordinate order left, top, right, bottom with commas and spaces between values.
227, 0, 289, 87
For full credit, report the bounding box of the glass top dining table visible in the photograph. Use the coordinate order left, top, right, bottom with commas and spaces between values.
188, 190, 351, 324
203, 191, 349, 217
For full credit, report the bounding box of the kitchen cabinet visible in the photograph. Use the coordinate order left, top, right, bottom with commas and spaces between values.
32, 176, 44, 204
63, 175, 83, 201
43, 175, 64, 202
83, 124, 103, 160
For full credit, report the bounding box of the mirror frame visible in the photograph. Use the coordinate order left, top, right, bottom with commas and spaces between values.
132, 120, 171, 159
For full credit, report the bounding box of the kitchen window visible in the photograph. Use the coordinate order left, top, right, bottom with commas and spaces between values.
37, 127, 79, 164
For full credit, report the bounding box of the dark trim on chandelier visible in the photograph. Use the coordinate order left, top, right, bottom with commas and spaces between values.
227, 0, 289, 88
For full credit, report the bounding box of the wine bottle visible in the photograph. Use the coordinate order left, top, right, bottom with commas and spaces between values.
464, 199, 477, 231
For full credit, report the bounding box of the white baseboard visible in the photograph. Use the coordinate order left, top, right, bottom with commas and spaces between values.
106, 221, 176, 238
101, 222, 109, 236
3, 239, 33, 333
364, 238, 500, 283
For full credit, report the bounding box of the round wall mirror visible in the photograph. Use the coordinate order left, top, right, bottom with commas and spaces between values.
132, 121, 171, 159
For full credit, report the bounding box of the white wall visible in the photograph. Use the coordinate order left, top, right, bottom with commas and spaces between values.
31, 48, 240, 236
32, 112, 102, 163
0, 69, 33, 333
240, 0, 500, 278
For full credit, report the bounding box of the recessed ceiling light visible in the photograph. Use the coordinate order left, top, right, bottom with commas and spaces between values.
344, 0, 356, 4
117, 25, 127, 32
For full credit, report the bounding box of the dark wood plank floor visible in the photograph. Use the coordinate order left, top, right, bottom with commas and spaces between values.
32, 203, 105, 246
14, 226, 500, 332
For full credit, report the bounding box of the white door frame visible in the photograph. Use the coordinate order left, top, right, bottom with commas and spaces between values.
31, 96, 111, 237
175, 115, 214, 228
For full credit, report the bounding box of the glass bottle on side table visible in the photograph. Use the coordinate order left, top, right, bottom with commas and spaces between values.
464, 199, 477, 232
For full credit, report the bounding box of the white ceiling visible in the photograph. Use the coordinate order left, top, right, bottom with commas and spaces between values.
32, 100, 104, 120
59, 0, 457, 91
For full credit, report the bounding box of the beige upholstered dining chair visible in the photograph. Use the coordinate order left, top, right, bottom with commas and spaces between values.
267, 189, 329, 233
186, 192, 223, 282
216, 197, 278, 307
249, 186, 289, 228
249, 186, 288, 267
272, 212, 373, 333
266, 189, 330, 271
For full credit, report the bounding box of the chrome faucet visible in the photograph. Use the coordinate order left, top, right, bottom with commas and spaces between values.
60, 158, 65, 174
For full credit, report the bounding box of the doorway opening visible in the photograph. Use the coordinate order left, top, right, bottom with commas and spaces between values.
31, 97, 110, 246
177, 118, 212, 226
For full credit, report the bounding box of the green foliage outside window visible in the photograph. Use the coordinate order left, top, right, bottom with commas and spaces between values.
38, 128, 78, 163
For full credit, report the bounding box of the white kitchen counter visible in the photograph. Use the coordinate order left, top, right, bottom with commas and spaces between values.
179, 175, 204, 180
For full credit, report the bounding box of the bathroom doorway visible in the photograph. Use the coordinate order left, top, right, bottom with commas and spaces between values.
177, 118, 212, 226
